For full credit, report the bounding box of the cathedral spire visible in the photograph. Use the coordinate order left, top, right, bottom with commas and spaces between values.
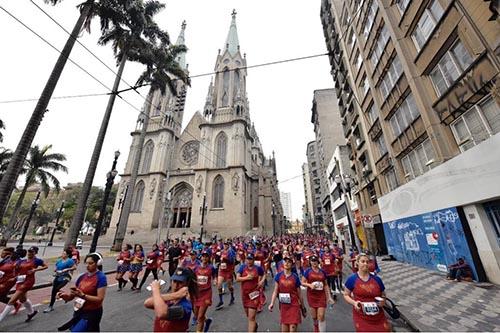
224, 9, 240, 56
175, 20, 187, 70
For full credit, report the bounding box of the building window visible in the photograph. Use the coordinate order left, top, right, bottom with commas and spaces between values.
363, 0, 378, 39
141, 140, 154, 173
374, 135, 388, 159
367, 182, 377, 204
397, 0, 411, 14
132, 180, 145, 212
366, 103, 379, 125
370, 25, 390, 68
362, 75, 369, 96
212, 175, 224, 208
450, 97, 500, 152
379, 55, 403, 99
411, 0, 444, 51
385, 168, 399, 191
430, 40, 474, 97
334, 204, 347, 221
215, 132, 227, 168
331, 186, 341, 202
355, 49, 362, 70
389, 93, 420, 137
401, 138, 435, 180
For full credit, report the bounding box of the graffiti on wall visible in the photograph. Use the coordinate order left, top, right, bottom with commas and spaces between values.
383, 207, 477, 278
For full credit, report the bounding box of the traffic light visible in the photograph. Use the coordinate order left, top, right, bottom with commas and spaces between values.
484, 0, 499, 21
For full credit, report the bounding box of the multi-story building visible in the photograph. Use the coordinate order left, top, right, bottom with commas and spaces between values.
305, 141, 325, 233
302, 162, 315, 234
321, 0, 499, 282
310, 89, 345, 234
280, 191, 292, 220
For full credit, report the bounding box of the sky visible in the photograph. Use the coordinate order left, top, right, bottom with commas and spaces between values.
0, 0, 333, 220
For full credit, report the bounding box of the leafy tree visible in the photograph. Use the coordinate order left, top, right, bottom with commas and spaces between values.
0, 148, 13, 182
0, 145, 67, 246
0, 119, 4, 143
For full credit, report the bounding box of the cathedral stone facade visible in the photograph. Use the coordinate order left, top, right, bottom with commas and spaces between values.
108, 12, 284, 240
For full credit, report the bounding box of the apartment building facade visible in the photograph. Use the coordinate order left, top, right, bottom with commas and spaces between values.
321, 0, 499, 282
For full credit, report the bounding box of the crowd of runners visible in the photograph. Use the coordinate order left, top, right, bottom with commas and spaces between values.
0, 235, 390, 332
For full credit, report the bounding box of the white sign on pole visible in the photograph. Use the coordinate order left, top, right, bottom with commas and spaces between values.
363, 215, 374, 228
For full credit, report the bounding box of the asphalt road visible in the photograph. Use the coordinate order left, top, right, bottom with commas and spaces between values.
0, 268, 410, 332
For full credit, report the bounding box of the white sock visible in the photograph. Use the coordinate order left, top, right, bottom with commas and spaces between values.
319, 320, 326, 332
0, 304, 14, 322
23, 300, 34, 315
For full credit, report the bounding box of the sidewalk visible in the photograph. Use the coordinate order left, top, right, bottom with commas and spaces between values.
378, 259, 500, 332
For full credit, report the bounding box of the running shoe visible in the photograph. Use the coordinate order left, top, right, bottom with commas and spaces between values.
229, 296, 235, 305
204, 318, 213, 332
43, 306, 54, 313
215, 301, 224, 310
191, 317, 198, 326
25, 310, 38, 322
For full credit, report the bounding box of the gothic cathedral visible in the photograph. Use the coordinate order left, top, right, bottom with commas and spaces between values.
108, 11, 284, 241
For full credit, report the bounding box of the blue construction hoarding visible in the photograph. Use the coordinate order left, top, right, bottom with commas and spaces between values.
383, 206, 478, 279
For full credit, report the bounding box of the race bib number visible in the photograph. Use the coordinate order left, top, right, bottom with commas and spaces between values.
313, 281, 324, 290
73, 297, 86, 311
118, 260, 124, 265
248, 290, 260, 300
254, 260, 261, 267
197, 276, 208, 285
324, 259, 331, 265
220, 263, 227, 270
147, 259, 154, 264
278, 293, 291, 304
16, 275, 26, 284
362, 302, 380, 316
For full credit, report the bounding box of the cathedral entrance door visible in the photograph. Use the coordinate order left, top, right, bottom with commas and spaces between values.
170, 183, 193, 229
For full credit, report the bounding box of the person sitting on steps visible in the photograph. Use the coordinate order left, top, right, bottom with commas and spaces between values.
446, 257, 473, 282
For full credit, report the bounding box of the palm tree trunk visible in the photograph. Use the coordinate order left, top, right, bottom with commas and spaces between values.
112, 89, 153, 251
0, 177, 31, 246
0, 0, 95, 224
65, 51, 127, 248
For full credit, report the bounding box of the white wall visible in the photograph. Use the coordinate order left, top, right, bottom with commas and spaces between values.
379, 133, 500, 222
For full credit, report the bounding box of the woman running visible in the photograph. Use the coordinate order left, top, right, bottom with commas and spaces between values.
129, 244, 144, 291
116, 243, 132, 291
192, 251, 217, 332
268, 256, 303, 332
44, 248, 77, 313
320, 245, 337, 297
301, 255, 334, 332
181, 251, 200, 271
215, 241, 236, 309
344, 253, 390, 332
236, 253, 265, 332
0, 246, 47, 323
144, 267, 197, 332
0, 248, 21, 313
57, 252, 107, 332
138, 244, 160, 291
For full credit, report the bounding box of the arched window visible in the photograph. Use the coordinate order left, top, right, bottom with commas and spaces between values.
222, 68, 230, 106
151, 90, 161, 117
253, 207, 259, 228
141, 140, 154, 173
215, 132, 227, 168
234, 70, 240, 95
132, 180, 145, 212
212, 175, 224, 208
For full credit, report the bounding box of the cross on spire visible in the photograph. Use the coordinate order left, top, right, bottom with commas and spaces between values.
231, 9, 237, 18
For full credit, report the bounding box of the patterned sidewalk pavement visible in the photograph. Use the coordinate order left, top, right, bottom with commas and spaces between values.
378, 259, 500, 332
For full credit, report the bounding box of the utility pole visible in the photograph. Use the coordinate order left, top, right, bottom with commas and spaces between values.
199, 193, 207, 242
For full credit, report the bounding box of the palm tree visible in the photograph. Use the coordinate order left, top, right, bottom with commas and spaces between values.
0, 119, 5, 143
0, 0, 135, 227
0, 145, 67, 246
112, 43, 189, 251
0, 148, 13, 182
65, 0, 172, 248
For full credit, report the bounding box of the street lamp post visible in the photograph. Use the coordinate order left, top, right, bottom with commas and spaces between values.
199, 193, 207, 242
334, 174, 361, 251
271, 204, 276, 237
18, 191, 41, 248
48, 200, 65, 246
90, 150, 120, 253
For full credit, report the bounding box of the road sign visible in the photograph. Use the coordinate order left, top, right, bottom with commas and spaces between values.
363, 215, 374, 228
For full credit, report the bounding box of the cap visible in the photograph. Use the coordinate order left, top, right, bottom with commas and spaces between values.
28, 246, 39, 254
171, 268, 191, 283
309, 255, 319, 262
201, 251, 210, 257
283, 256, 294, 263
246, 253, 255, 260
189, 251, 197, 256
